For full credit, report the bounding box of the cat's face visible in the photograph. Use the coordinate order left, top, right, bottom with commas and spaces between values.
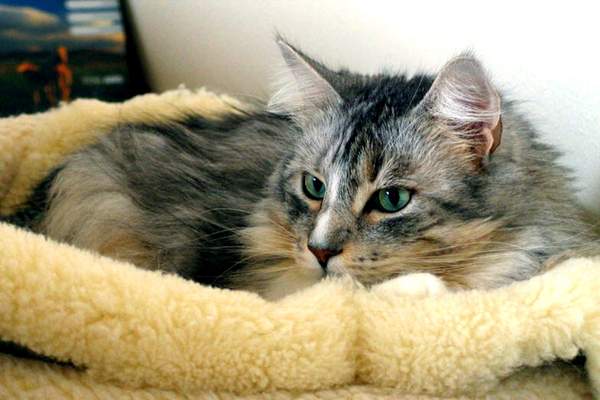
239, 40, 504, 299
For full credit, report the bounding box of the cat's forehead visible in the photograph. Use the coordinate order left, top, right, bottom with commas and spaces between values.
291, 73, 448, 189
304, 109, 421, 181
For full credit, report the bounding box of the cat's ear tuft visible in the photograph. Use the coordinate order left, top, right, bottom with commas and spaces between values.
267, 37, 341, 119
420, 53, 502, 160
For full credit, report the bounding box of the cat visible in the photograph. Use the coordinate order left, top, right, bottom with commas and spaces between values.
6, 38, 595, 300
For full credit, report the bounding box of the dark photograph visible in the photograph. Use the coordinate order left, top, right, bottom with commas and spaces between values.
0, 0, 132, 116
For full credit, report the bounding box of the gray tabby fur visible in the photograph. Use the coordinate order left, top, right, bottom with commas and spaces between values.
30, 39, 594, 299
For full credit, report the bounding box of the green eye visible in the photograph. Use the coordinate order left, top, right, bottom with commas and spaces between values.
303, 173, 326, 200
375, 187, 411, 213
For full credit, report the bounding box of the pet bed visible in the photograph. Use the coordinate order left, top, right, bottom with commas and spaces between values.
0, 89, 598, 399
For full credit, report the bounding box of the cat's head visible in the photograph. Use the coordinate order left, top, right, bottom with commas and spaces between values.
240, 39, 504, 299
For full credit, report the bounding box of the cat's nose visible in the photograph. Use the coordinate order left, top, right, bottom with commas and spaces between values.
308, 244, 342, 269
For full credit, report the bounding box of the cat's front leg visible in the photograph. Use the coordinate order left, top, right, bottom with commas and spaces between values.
372, 273, 449, 298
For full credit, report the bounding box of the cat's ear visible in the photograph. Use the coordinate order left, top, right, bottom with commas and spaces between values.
418, 53, 502, 161
267, 38, 341, 119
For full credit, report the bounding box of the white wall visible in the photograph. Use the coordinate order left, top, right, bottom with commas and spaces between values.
128, 0, 600, 213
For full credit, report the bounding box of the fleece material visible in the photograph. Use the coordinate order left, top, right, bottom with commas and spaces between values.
0, 90, 598, 399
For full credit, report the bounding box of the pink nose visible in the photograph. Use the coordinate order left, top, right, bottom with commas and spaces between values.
308, 245, 342, 269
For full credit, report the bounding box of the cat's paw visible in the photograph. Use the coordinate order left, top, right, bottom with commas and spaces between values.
372, 273, 449, 298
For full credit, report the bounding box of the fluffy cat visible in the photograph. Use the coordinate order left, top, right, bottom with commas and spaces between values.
7, 39, 595, 300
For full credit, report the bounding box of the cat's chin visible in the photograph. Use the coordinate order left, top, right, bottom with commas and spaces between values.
325, 257, 349, 277
259, 266, 324, 301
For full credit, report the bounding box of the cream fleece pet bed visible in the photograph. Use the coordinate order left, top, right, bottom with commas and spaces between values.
0, 89, 599, 400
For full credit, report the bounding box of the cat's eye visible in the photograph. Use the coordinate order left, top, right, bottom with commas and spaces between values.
302, 173, 326, 200
373, 187, 411, 213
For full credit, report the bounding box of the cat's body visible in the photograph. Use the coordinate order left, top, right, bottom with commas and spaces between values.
36, 111, 295, 289
8, 41, 595, 299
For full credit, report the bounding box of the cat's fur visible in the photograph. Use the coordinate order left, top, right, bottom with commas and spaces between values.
9, 39, 594, 300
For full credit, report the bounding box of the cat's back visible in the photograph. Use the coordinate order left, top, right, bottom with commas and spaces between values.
37, 108, 294, 283
481, 103, 596, 273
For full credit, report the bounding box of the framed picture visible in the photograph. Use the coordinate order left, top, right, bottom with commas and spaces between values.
0, 0, 147, 117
